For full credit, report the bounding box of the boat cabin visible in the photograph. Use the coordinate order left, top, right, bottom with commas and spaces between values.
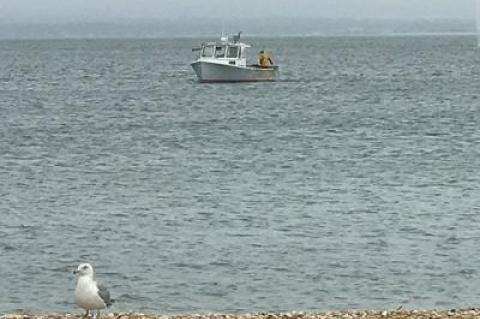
195, 34, 250, 67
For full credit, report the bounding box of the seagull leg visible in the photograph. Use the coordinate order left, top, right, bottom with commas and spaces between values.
83, 310, 90, 318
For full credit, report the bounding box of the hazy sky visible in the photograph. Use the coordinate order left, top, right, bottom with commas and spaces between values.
0, 0, 477, 24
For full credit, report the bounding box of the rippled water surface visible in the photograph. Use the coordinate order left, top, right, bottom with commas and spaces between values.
1, 36, 480, 314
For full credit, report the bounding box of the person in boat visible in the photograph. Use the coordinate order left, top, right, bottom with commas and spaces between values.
258, 50, 274, 67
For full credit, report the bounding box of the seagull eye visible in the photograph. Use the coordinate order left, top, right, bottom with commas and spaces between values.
82, 265, 88, 270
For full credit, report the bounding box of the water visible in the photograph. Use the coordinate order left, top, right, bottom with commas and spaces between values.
477, 0, 480, 46
1, 35, 480, 314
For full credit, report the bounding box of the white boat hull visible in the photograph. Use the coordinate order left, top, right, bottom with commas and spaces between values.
191, 61, 279, 83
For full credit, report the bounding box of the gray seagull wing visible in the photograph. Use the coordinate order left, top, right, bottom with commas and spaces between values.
97, 282, 114, 307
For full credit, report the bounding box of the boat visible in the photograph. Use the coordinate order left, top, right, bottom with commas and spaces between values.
191, 32, 279, 83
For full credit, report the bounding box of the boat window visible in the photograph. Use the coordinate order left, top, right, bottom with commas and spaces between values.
215, 46, 226, 58
240, 47, 246, 59
201, 45, 214, 57
227, 46, 239, 58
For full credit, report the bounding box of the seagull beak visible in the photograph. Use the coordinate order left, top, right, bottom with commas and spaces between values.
73, 269, 79, 275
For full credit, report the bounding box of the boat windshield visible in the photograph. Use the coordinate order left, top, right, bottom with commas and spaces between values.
201, 45, 214, 57
227, 46, 239, 58
215, 46, 226, 58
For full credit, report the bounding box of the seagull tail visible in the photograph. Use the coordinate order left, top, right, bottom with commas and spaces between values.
107, 299, 115, 307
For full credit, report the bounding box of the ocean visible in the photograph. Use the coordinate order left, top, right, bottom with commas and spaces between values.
0, 35, 480, 314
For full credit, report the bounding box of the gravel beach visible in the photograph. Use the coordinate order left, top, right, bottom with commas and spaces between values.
3, 310, 480, 319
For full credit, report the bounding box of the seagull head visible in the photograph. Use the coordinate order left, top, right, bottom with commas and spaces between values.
73, 263, 95, 278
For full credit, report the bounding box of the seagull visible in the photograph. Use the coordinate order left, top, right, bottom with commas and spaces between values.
74, 263, 114, 318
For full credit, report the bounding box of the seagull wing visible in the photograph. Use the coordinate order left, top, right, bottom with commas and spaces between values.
96, 282, 114, 307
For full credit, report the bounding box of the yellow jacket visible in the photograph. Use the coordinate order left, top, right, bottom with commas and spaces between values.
259, 51, 273, 66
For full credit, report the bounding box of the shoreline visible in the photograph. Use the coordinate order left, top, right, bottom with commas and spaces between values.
2, 309, 480, 319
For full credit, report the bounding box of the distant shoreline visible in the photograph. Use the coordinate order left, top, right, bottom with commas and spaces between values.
0, 18, 475, 40
0, 32, 478, 41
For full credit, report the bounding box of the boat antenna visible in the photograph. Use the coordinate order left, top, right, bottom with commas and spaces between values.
220, 20, 229, 42
221, 19, 225, 39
